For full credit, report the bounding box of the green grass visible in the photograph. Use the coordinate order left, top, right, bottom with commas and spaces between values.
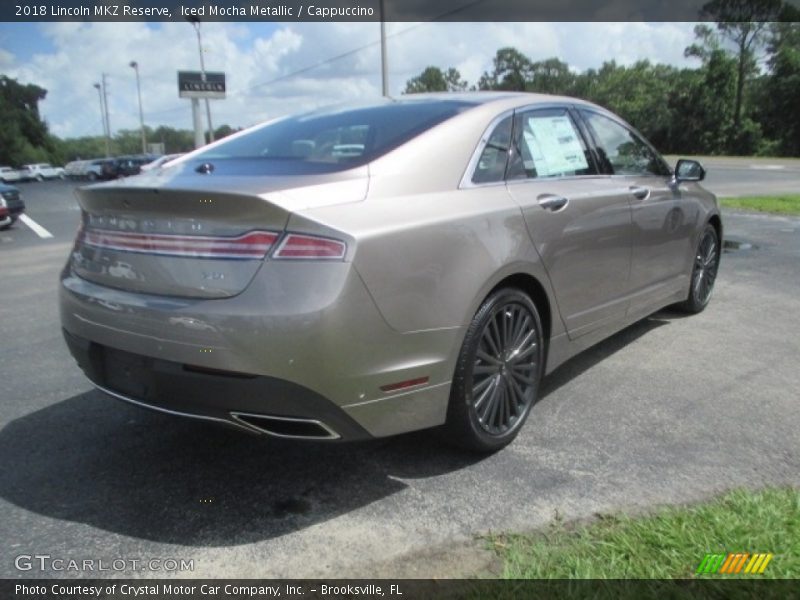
720, 195, 800, 215
489, 487, 799, 579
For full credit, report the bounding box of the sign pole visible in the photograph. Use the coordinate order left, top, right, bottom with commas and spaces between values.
191, 98, 204, 149
178, 70, 226, 147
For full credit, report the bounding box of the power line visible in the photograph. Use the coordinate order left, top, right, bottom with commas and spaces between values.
241, 0, 488, 96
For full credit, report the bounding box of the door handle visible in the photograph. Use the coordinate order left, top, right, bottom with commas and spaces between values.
629, 186, 650, 200
537, 194, 569, 212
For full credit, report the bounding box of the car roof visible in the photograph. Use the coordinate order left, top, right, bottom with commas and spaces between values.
289, 92, 598, 121
388, 91, 599, 112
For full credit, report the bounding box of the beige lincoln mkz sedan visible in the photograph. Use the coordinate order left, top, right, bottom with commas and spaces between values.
60, 93, 721, 452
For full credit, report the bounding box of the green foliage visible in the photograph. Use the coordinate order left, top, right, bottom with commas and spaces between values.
490, 487, 800, 579
721, 194, 800, 214
404, 66, 468, 93
0, 75, 57, 166
403, 11, 800, 158
755, 22, 800, 155
477, 47, 533, 91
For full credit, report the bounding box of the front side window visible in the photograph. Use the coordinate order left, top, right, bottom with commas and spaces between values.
507, 109, 594, 180
580, 111, 669, 177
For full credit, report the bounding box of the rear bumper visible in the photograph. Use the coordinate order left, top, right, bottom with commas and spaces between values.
60, 261, 460, 439
63, 328, 372, 440
0, 199, 24, 223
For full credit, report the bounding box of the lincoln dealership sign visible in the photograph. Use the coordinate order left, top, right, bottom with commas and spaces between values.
177, 71, 226, 99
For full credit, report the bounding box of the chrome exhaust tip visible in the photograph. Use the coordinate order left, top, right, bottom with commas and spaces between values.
230, 412, 340, 440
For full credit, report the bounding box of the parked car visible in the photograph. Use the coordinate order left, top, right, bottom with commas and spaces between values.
0, 182, 24, 229
0, 166, 22, 183
64, 160, 89, 180
83, 159, 110, 181
60, 93, 721, 452
21, 163, 65, 181
140, 153, 184, 172
99, 155, 156, 180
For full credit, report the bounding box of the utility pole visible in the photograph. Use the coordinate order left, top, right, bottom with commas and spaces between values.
380, 0, 389, 97
93, 82, 110, 157
101, 73, 111, 154
130, 61, 147, 154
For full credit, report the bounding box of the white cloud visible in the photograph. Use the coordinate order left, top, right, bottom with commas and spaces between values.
0, 22, 699, 139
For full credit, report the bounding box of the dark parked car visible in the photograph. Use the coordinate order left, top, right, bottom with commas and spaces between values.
0, 183, 24, 229
100, 155, 158, 180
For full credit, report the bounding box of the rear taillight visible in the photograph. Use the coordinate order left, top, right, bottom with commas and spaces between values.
273, 233, 347, 260
80, 229, 279, 260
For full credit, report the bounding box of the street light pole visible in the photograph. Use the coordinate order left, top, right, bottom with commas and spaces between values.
380, 0, 389, 97
93, 82, 110, 157
101, 73, 112, 152
189, 18, 215, 143
129, 61, 147, 154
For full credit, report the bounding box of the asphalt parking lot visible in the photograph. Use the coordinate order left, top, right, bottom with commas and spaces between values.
1, 178, 799, 578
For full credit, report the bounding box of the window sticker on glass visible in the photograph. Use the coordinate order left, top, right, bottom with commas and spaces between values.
523, 115, 588, 177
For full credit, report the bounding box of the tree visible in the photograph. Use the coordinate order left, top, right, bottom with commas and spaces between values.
477, 47, 533, 91
575, 61, 680, 151
755, 21, 800, 154
696, 0, 785, 130
527, 58, 577, 95
0, 75, 55, 165
214, 124, 240, 139
668, 50, 738, 154
404, 66, 468, 93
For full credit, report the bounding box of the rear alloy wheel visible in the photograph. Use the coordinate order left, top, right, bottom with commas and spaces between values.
677, 224, 720, 314
446, 288, 544, 452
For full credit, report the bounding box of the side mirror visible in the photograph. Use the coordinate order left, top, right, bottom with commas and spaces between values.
674, 159, 706, 182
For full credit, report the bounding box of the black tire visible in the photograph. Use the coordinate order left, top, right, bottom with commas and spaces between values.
445, 288, 544, 453
676, 223, 720, 314
0, 217, 15, 231
87, 172, 97, 181
35, 174, 43, 182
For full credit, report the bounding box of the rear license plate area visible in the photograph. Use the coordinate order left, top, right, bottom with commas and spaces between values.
103, 347, 152, 399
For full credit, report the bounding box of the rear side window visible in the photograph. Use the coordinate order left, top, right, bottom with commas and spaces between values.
508, 108, 594, 180
580, 110, 670, 177
195, 100, 473, 171
471, 116, 513, 184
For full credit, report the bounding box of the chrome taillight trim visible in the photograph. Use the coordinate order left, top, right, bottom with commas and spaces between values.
80, 229, 280, 260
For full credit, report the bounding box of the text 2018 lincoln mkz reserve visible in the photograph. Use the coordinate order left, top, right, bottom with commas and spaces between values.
60, 92, 721, 452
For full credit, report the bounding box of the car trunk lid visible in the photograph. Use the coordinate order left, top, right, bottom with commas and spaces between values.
70, 168, 367, 298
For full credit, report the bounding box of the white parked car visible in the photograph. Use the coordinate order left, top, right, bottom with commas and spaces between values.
21, 163, 65, 181
64, 160, 89, 179
0, 166, 22, 183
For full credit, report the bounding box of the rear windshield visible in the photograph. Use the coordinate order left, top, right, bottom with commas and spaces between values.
192, 100, 474, 173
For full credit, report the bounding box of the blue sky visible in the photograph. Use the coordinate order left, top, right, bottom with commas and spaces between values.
0, 22, 700, 139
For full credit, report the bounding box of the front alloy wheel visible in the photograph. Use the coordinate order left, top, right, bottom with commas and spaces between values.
446, 288, 543, 452
678, 223, 720, 313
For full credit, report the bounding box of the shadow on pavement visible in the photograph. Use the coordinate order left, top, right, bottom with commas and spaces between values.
540, 313, 671, 398
0, 390, 483, 547
0, 313, 674, 548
